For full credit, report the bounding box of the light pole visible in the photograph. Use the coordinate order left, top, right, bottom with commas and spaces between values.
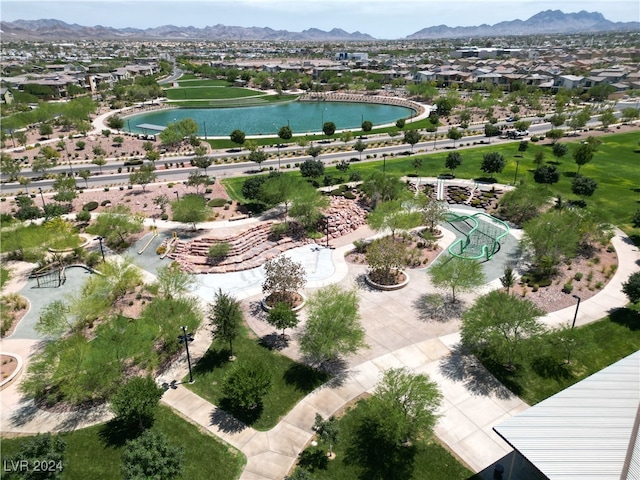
38, 187, 45, 209
96, 236, 105, 262
179, 326, 194, 384
513, 158, 520, 185
571, 294, 581, 328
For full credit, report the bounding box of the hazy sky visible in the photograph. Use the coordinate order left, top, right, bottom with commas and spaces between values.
2, 0, 638, 39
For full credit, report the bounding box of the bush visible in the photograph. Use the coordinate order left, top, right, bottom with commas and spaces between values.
100, 200, 111, 207
574, 272, 583, 281
208, 198, 227, 208
208, 242, 230, 261
270, 222, 288, 238
343, 191, 356, 200
156, 245, 167, 256
161, 213, 169, 220
562, 282, 574, 294
83, 201, 99, 211
76, 210, 91, 222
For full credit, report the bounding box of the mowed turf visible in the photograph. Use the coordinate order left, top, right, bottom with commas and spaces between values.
0, 406, 245, 480
165, 86, 267, 100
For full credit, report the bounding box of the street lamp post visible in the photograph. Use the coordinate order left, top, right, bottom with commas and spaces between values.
513, 158, 520, 185
179, 326, 195, 384
571, 294, 581, 328
38, 187, 45, 209
96, 236, 105, 262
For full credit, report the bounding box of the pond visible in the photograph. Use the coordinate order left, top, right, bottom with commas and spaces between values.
125, 101, 414, 137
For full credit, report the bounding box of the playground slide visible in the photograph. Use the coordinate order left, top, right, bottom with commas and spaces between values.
445, 212, 510, 261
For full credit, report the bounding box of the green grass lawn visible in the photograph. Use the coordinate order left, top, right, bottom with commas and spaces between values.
290, 398, 472, 480
165, 86, 268, 101
222, 131, 640, 238
0, 223, 82, 253
481, 304, 640, 405
185, 327, 328, 431
0, 406, 245, 480
0, 266, 9, 289
177, 79, 230, 87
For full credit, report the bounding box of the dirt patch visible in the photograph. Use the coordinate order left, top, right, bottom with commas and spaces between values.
518, 245, 618, 313
1, 354, 18, 380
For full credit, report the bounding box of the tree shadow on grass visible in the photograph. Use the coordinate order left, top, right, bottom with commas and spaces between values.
344, 414, 416, 480
283, 363, 329, 392
609, 307, 640, 331
438, 345, 519, 399
530, 355, 573, 381
259, 332, 288, 351
99, 418, 143, 448
192, 347, 230, 375
217, 398, 263, 427
297, 448, 329, 472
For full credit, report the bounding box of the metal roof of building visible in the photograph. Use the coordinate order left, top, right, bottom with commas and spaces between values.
494, 350, 640, 480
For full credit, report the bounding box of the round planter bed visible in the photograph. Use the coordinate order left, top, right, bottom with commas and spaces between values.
261, 292, 307, 312
365, 270, 410, 291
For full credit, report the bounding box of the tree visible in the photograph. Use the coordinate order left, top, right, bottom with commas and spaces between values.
36, 300, 74, 338
300, 158, 325, 179
267, 302, 299, 338
571, 175, 598, 200
533, 165, 560, 186
361, 171, 404, 208
396, 118, 406, 129
209, 289, 242, 358
546, 129, 565, 144
365, 236, 406, 285
248, 148, 268, 170
171, 194, 209, 230
447, 127, 462, 147
573, 142, 596, 174
336, 159, 350, 174
435, 97, 454, 116
322, 121, 336, 137
445, 151, 462, 175
110, 376, 164, 429
230, 129, 246, 148
129, 163, 157, 191
106, 115, 124, 131
522, 209, 582, 278
500, 264, 516, 295
427, 255, 485, 303
622, 272, 640, 303
51, 175, 77, 203
340, 130, 353, 145
92, 156, 107, 174
186, 171, 208, 194
298, 284, 366, 369
1, 152, 22, 182
361, 120, 373, 132
278, 125, 293, 143
599, 109, 617, 130
87, 205, 144, 247
552, 142, 568, 160
222, 361, 272, 411
549, 113, 566, 127
313, 413, 339, 458
32, 157, 54, 178
403, 129, 421, 153
122, 430, 183, 480
15, 131, 28, 147
480, 152, 506, 177
353, 138, 367, 161
154, 262, 195, 299
461, 290, 546, 369
484, 123, 500, 141
262, 255, 306, 305
518, 140, 529, 156
632, 208, 640, 228
92, 144, 106, 157
5, 433, 66, 480
193, 155, 212, 175
289, 182, 329, 229
305, 145, 323, 162
622, 107, 640, 122
418, 194, 449, 233
369, 367, 442, 444
39, 123, 53, 138
78, 169, 91, 188
367, 200, 421, 239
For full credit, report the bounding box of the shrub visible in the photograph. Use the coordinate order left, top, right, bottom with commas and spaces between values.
167, 182, 175, 188
208, 198, 227, 208
76, 210, 91, 222
595, 281, 604, 289
83, 201, 99, 211
343, 191, 356, 200
270, 222, 288, 237
156, 245, 167, 256
574, 272, 583, 281
101, 200, 111, 207
562, 282, 574, 294
123, 159, 144, 166
161, 213, 168, 220
205, 188, 213, 194
208, 242, 230, 261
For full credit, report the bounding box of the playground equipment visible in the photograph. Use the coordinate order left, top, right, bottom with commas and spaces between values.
32, 261, 66, 288
446, 212, 510, 261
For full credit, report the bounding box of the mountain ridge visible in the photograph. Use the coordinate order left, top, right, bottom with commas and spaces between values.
1, 10, 638, 41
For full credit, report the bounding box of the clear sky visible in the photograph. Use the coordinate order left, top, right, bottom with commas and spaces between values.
1, 0, 638, 39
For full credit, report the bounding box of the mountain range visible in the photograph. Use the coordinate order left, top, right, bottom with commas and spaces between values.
1, 10, 638, 41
